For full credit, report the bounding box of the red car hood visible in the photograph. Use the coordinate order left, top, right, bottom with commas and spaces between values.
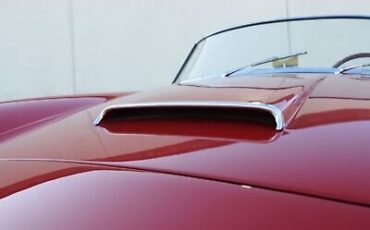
1, 74, 370, 207
1, 160, 369, 230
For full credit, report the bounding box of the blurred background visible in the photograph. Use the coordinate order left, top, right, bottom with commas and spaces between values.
0, 0, 370, 101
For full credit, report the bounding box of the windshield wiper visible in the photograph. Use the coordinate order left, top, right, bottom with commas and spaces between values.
335, 63, 370, 74
224, 51, 308, 77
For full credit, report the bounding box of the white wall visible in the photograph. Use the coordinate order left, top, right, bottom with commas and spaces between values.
0, 0, 74, 100
0, 0, 369, 101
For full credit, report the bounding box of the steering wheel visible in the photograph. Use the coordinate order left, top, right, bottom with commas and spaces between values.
333, 53, 370, 68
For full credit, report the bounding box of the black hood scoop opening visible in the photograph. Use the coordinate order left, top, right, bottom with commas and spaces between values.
94, 101, 285, 131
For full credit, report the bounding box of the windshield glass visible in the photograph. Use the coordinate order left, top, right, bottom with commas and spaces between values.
175, 17, 370, 82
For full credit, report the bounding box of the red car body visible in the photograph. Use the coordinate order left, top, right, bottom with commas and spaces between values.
1, 16, 370, 229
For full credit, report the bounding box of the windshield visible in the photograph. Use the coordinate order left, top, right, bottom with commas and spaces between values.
174, 16, 370, 83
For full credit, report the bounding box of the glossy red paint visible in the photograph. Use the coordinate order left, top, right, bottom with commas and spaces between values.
1, 160, 370, 230
0, 93, 129, 142
1, 74, 370, 228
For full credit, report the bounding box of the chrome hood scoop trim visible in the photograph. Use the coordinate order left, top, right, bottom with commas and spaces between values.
94, 101, 285, 131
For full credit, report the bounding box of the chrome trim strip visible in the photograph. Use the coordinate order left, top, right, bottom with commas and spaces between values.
94, 101, 285, 131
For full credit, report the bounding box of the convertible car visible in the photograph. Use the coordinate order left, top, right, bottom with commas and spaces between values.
1, 16, 370, 229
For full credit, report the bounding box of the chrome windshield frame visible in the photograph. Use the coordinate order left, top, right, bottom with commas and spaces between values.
172, 15, 370, 83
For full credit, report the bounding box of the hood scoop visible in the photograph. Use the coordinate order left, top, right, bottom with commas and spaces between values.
94, 101, 285, 131
93, 75, 323, 131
